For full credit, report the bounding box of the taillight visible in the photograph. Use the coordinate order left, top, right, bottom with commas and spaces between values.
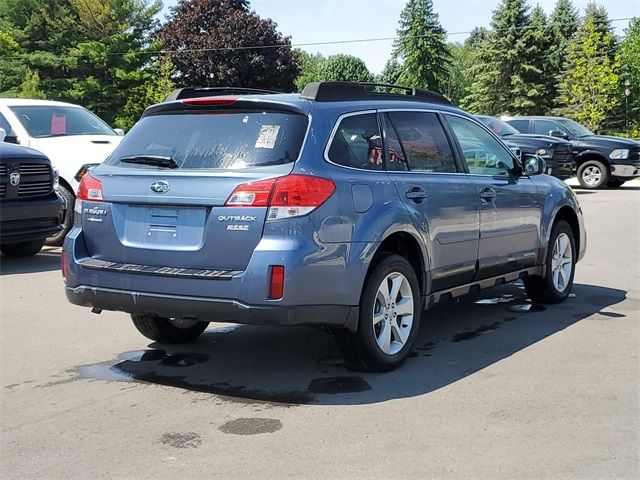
61, 249, 67, 280
225, 174, 335, 220
77, 172, 104, 202
269, 265, 285, 299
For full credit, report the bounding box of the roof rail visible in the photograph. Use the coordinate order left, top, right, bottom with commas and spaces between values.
300, 82, 453, 106
166, 87, 282, 102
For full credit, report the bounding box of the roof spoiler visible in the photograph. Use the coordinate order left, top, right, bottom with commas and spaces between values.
165, 87, 282, 102
299, 82, 453, 106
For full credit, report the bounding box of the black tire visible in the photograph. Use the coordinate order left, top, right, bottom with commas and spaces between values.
1, 239, 45, 257
334, 254, 421, 372
524, 220, 576, 304
131, 314, 209, 344
607, 179, 625, 188
45, 184, 74, 247
577, 160, 609, 189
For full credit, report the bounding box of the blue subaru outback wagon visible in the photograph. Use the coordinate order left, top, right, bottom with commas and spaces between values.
63, 82, 586, 371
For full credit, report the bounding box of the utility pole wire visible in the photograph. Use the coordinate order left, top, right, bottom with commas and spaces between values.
0, 16, 633, 60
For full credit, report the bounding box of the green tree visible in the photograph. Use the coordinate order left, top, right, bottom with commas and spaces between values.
526, 5, 553, 114
17, 68, 46, 99
393, 0, 450, 91
548, 0, 579, 108
294, 50, 326, 91
318, 54, 374, 83
445, 43, 474, 104
378, 57, 404, 85
116, 60, 176, 131
557, 6, 621, 131
0, 0, 162, 126
621, 18, 640, 135
159, 0, 298, 91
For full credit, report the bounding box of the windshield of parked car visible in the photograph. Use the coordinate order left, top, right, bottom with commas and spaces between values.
477, 116, 520, 136
106, 110, 309, 169
9, 105, 116, 138
557, 118, 593, 137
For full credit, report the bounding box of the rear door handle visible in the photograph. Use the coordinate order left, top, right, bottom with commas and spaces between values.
479, 187, 496, 202
406, 187, 427, 202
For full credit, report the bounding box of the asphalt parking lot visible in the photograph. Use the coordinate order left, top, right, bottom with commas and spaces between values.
1, 181, 639, 479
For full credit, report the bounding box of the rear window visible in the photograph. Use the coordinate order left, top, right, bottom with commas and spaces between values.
9, 106, 115, 138
506, 119, 529, 133
107, 110, 308, 170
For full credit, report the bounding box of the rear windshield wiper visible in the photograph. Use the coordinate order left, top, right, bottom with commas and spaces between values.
119, 155, 179, 169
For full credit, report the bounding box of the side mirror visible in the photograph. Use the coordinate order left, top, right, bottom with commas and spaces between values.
523, 154, 546, 176
549, 130, 568, 139
114, 128, 125, 136
0, 127, 5, 142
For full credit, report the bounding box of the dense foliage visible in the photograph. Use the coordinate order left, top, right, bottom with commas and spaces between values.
0, 0, 637, 134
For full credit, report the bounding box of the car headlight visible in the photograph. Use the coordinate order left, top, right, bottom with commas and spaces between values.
535, 148, 553, 158
610, 149, 629, 160
53, 169, 60, 191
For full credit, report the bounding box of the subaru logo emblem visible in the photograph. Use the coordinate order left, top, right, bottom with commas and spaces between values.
150, 180, 169, 193
9, 171, 20, 187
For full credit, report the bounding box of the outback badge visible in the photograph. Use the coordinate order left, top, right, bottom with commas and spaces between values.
150, 180, 169, 193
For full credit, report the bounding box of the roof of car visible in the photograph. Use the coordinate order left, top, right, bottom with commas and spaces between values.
502, 116, 567, 120
0, 141, 49, 160
0, 98, 83, 108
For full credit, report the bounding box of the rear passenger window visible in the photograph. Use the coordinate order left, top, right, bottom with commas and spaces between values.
327, 114, 383, 170
386, 112, 456, 173
507, 119, 529, 132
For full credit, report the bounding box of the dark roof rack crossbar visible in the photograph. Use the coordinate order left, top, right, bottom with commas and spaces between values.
166, 87, 282, 102
300, 81, 453, 106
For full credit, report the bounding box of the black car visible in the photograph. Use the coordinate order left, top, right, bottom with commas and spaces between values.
476, 115, 575, 179
0, 142, 64, 257
504, 116, 640, 189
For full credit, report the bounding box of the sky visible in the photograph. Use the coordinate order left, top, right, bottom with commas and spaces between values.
160, 0, 639, 74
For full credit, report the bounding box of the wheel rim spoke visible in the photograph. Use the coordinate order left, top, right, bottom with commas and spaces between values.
372, 271, 414, 355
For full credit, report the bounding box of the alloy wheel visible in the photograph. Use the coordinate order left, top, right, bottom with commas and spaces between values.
372, 272, 414, 355
582, 166, 602, 186
551, 233, 573, 292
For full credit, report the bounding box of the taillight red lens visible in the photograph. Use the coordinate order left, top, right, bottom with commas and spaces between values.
269, 265, 285, 299
225, 174, 335, 219
77, 172, 104, 201
226, 177, 277, 207
61, 249, 67, 280
270, 175, 335, 207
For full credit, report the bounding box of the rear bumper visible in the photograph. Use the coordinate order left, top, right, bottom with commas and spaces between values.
0, 194, 64, 243
65, 285, 358, 330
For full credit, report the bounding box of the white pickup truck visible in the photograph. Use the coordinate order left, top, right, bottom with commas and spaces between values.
0, 99, 123, 245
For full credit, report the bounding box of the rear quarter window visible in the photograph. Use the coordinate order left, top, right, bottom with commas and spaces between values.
507, 119, 530, 133
107, 110, 308, 169
327, 113, 384, 171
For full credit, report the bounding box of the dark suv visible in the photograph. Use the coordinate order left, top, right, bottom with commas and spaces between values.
63, 82, 586, 372
504, 116, 640, 189
1, 141, 64, 256
476, 116, 574, 179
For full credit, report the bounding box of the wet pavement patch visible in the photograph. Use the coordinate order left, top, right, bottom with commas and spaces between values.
452, 322, 501, 342
307, 376, 371, 394
507, 303, 546, 313
219, 418, 282, 435
475, 294, 520, 305
160, 432, 202, 448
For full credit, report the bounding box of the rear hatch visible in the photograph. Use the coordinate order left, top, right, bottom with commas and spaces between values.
80, 102, 309, 271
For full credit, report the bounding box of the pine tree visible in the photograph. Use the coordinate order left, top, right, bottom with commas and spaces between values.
379, 57, 404, 85
462, 0, 539, 115
525, 5, 553, 114
548, 0, 579, 110
621, 18, 639, 135
557, 6, 621, 131
393, 0, 450, 92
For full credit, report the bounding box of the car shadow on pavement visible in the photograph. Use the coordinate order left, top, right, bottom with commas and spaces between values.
0, 249, 61, 276
76, 282, 629, 406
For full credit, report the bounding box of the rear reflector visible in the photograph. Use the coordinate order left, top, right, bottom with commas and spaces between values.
77, 172, 104, 202
180, 96, 238, 106
225, 174, 335, 220
269, 265, 285, 299
61, 249, 67, 280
